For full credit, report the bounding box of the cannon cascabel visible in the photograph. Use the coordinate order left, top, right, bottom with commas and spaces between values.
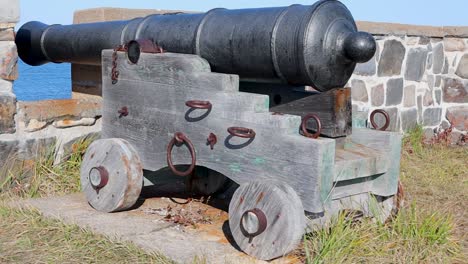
15, 0, 376, 92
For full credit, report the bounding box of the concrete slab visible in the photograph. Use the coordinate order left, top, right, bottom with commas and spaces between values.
11, 193, 301, 264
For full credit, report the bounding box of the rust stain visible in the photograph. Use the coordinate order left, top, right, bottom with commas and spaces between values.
334, 88, 351, 113
256, 192, 264, 205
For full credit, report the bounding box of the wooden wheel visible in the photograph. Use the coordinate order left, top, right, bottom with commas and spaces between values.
80, 138, 143, 213
229, 181, 306, 260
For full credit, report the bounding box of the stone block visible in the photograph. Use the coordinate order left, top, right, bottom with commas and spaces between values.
405, 48, 428, 81
0, 0, 20, 23
401, 109, 418, 131
0, 28, 14, 41
423, 90, 434, 106
351, 79, 368, 102
432, 43, 445, 74
354, 57, 376, 76
0, 92, 16, 134
434, 90, 442, 105
370, 83, 384, 107
444, 38, 466, 52
419, 36, 431, 45
435, 76, 442, 87
17, 96, 102, 126
403, 85, 416, 107
426, 53, 433, 70
455, 54, 468, 79
442, 77, 468, 103
417, 95, 423, 123
378, 40, 406, 77
442, 57, 449, 74
446, 106, 468, 131
0, 41, 18, 81
423, 108, 442, 126
386, 78, 404, 106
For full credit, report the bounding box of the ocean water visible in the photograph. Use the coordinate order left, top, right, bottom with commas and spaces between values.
14, 60, 72, 101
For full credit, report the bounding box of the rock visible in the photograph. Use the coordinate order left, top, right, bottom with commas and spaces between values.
442, 57, 449, 74
53, 118, 97, 128
0, 41, 18, 81
427, 75, 435, 90
442, 77, 468, 103
403, 85, 416, 107
0, 138, 19, 176
386, 78, 404, 106
378, 40, 406, 77
434, 90, 441, 105
25, 119, 48, 132
401, 109, 418, 131
426, 53, 433, 70
446, 106, 468, 131
440, 120, 451, 130
450, 131, 466, 146
405, 48, 428, 81
435, 76, 442, 87
417, 95, 423, 123
351, 79, 368, 102
423, 128, 435, 142
0, 28, 14, 41
423, 90, 434, 106
371, 84, 385, 107
423, 108, 442, 126
455, 54, 468, 79
0, 92, 16, 134
0, 0, 20, 23
444, 38, 466, 52
0, 78, 13, 93
354, 57, 376, 76
432, 43, 445, 74
371, 107, 399, 132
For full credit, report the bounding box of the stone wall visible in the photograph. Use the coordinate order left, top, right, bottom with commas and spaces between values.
351, 22, 467, 144
0, 1, 102, 176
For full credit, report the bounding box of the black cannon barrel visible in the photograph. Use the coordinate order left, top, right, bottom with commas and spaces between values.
16, 0, 376, 92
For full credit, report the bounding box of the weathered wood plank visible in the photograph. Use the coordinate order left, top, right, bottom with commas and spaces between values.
103, 78, 270, 117
102, 51, 239, 92
350, 128, 402, 197
334, 142, 387, 182
241, 83, 352, 138
102, 102, 335, 213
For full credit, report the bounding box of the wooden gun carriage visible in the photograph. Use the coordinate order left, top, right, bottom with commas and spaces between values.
15, 0, 403, 260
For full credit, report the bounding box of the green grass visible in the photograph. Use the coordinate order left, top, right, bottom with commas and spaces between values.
302, 126, 467, 263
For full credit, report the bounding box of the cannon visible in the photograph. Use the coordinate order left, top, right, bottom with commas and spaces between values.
16, 0, 402, 261
16, 0, 376, 92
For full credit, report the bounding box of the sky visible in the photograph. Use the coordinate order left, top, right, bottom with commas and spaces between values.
19, 0, 468, 27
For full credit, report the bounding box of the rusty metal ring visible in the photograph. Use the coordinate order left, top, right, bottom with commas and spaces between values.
167, 132, 196, 177
239, 208, 268, 238
227, 127, 256, 139
185, 100, 212, 110
370, 109, 390, 131
301, 114, 322, 139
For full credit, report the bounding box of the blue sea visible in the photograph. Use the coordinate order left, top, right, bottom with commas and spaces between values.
14, 60, 72, 101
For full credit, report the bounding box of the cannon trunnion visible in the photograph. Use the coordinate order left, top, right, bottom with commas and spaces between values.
16, 0, 376, 92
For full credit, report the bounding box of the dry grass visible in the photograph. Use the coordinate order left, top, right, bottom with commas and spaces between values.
0, 138, 173, 263
303, 126, 467, 263
0, 128, 467, 263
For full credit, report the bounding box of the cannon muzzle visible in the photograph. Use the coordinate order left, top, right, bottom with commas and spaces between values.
16, 0, 376, 92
